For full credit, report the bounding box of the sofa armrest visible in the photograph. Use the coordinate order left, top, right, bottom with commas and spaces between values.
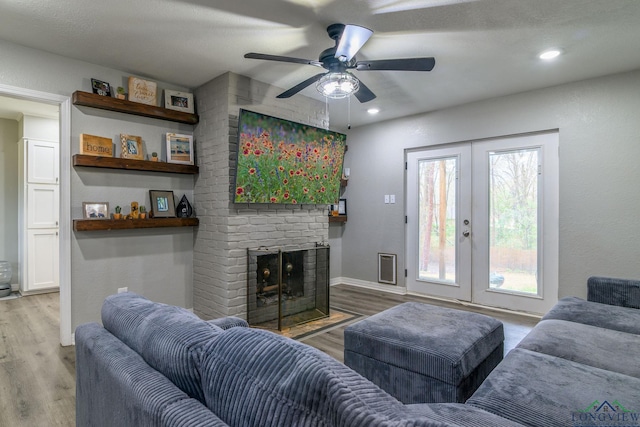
207, 316, 249, 330
75, 323, 229, 427
587, 276, 640, 309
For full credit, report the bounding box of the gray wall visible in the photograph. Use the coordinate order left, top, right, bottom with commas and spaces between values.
342, 69, 640, 300
0, 39, 196, 328
0, 118, 19, 283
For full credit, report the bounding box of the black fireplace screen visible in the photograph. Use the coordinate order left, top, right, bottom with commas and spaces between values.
247, 244, 329, 330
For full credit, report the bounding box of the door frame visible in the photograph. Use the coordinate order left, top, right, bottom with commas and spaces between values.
0, 83, 72, 346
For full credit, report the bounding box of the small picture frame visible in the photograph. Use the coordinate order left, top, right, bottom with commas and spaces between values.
166, 133, 194, 165
128, 76, 157, 106
338, 198, 347, 215
164, 90, 194, 114
149, 190, 176, 218
82, 202, 109, 219
120, 134, 144, 160
91, 79, 112, 97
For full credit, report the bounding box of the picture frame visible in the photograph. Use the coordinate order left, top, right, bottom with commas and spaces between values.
164, 90, 194, 114
149, 190, 176, 218
128, 76, 157, 106
338, 198, 347, 215
91, 78, 112, 97
120, 134, 144, 160
166, 133, 194, 165
82, 202, 109, 219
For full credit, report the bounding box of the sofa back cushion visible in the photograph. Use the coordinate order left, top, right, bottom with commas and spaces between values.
199, 327, 410, 427
101, 292, 222, 402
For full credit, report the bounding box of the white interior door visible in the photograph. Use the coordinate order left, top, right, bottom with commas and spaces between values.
406, 132, 559, 314
406, 144, 472, 300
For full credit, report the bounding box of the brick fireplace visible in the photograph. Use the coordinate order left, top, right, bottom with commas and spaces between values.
192, 72, 330, 320
247, 243, 330, 330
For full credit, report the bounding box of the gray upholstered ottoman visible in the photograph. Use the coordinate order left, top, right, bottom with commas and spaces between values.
344, 302, 504, 404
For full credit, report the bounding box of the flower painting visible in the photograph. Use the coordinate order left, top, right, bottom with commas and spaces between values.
234, 110, 346, 204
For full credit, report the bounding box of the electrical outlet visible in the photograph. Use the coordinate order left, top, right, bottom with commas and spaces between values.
117, 287, 128, 293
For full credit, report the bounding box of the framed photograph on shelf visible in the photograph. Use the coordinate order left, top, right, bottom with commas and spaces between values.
91, 78, 112, 97
120, 134, 144, 160
166, 133, 194, 165
149, 190, 176, 218
164, 90, 194, 114
128, 76, 157, 106
82, 202, 109, 219
338, 198, 347, 215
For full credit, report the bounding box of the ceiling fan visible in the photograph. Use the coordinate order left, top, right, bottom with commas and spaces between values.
244, 23, 435, 103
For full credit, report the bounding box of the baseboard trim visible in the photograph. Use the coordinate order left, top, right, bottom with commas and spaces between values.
330, 277, 408, 295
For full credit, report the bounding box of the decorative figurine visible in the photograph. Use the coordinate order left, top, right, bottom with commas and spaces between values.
176, 194, 192, 218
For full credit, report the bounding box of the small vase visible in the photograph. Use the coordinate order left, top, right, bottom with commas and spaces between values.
139, 213, 146, 219
113, 213, 122, 220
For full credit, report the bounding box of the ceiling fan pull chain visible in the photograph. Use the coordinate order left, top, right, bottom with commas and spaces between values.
347, 95, 352, 130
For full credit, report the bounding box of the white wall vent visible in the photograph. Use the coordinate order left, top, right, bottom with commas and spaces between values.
378, 253, 397, 285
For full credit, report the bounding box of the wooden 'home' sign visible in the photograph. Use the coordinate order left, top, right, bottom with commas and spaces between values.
80, 134, 113, 157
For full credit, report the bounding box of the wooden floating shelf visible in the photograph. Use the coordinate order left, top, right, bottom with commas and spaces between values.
72, 91, 199, 125
73, 217, 199, 231
328, 215, 347, 223
73, 154, 198, 174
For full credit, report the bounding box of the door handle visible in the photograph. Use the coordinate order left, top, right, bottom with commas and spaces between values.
462, 230, 470, 237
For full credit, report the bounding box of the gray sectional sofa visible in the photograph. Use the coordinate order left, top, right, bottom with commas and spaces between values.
75, 276, 640, 427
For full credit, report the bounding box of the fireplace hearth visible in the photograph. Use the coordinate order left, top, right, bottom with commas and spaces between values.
247, 243, 329, 330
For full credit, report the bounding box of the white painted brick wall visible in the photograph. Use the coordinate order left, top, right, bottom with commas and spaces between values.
193, 72, 330, 320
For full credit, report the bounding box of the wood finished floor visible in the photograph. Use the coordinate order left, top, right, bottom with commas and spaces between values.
0, 292, 75, 427
0, 284, 537, 426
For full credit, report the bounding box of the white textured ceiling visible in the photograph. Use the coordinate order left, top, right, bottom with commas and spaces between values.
1, 0, 640, 130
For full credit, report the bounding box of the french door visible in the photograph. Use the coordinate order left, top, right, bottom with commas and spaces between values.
406, 132, 558, 314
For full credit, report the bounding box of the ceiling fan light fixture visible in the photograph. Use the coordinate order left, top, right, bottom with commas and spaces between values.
316, 72, 359, 99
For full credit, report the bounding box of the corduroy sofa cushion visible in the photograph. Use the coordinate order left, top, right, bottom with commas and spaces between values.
467, 348, 640, 427
517, 319, 640, 378
542, 296, 640, 335
101, 292, 223, 402
199, 327, 523, 427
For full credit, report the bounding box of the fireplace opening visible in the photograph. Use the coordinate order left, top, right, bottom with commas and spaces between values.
247, 244, 329, 330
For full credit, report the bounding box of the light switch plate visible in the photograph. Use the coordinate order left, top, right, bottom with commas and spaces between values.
390, 195, 396, 204
384, 195, 390, 204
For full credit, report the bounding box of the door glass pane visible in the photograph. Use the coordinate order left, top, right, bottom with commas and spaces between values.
418, 157, 456, 283
488, 149, 539, 294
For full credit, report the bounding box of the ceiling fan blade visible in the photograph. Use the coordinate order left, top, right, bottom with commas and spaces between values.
244, 53, 323, 68
277, 73, 327, 98
356, 57, 435, 72
354, 79, 376, 103
335, 25, 373, 62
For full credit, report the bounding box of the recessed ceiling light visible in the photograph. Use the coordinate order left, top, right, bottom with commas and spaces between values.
367, 108, 380, 115
539, 49, 562, 60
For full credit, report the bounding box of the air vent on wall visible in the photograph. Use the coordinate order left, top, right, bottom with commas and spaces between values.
378, 253, 397, 285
